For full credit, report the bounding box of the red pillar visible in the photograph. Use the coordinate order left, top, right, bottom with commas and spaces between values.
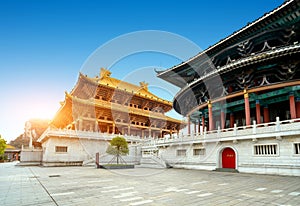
230, 113, 235, 128
255, 100, 261, 124
244, 90, 251, 126
289, 92, 296, 119
296, 98, 300, 118
194, 123, 196, 134
16, 153, 19, 161
263, 105, 270, 123
188, 116, 191, 135
202, 115, 205, 132
220, 109, 225, 129
208, 101, 214, 131
198, 119, 201, 134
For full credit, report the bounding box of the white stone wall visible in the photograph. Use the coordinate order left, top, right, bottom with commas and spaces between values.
42, 136, 142, 166
20, 149, 42, 162
154, 135, 300, 176
237, 136, 300, 176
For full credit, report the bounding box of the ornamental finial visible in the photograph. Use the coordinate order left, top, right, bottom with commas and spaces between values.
100, 68, 111, 79
139, 81, 149, 91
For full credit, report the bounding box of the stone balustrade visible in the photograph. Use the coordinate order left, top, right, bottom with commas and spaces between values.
38, 128, 143, 143
143, 117, 300, 146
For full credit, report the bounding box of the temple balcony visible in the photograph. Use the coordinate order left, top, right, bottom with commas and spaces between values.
143, 117, 300, 147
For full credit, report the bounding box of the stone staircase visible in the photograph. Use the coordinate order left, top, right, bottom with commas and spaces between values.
138, 155, 169, 169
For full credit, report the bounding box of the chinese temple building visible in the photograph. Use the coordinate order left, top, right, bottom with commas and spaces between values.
37, 68, 183, 166
151, 0, 300, 175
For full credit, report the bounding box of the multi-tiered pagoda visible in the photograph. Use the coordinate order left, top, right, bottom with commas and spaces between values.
37, 68, 183, 166
153, 0, 300, 176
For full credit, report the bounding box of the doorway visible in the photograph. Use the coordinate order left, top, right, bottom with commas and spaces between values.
222, 147, 236, 169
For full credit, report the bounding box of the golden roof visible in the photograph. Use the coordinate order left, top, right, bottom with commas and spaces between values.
5, 144, 16, 149
79, 68, 172, 106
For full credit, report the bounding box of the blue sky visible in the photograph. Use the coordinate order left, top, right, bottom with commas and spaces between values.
0, 0, 283, 141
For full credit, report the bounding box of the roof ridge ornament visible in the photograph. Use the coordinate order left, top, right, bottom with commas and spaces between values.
100, 68, 112, 79
139, 81, 149, 91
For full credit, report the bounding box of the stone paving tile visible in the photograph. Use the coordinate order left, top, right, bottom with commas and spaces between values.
1, 162, 300, 205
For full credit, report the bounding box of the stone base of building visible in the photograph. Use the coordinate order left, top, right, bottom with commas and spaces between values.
17, 161, 41, 166
42, 161, 83, 167
239, 164, 300, 176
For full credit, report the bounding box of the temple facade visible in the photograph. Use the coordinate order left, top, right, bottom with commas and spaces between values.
37, 68, 183, 166
152, 0, 300, 176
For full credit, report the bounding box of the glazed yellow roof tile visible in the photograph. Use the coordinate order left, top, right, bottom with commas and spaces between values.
80, 68, 172, 106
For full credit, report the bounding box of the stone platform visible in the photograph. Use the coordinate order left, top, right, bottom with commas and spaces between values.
1, 162, 300, 205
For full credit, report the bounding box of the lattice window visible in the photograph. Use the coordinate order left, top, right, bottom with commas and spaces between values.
254, 144, 278, 156
193, 149, 205, 156
55, 146, 68, 153
294, 143, 300, 155
177, 149, 186, 156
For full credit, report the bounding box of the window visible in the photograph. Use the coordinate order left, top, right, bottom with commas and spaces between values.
177, 149, 186, 156
254, 144, 278, 156
193, 148, 205, 156
55, 146, 67, 153
294, 143, 300, 155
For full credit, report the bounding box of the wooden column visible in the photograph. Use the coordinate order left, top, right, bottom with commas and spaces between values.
79, 119, 83, 131
230, 113, 235, 128
208, 101, 214, 131
263, 105, 270, 123
255, 100, 261, 124
112, 123, 115, 134
198, 119, 201, 134
289, 92, 296, 119
128, 125, 131, 135
194, 123, 196, 134
94, 121, 98, 132
220, 108, 225, 129
244, 90, 251, 126
187, 116, 191, 135
296, 98, 300, 118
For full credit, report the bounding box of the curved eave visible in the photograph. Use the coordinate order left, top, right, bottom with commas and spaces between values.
175, 43, 300, 106
49, 92, 73, 128
49, 93, 69, 126
158, 0, 297, 78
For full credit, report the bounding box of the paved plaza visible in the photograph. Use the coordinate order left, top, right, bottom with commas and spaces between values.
0, 162, 300, 206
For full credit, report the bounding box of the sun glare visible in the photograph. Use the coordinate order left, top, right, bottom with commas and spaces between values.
21, 101, 57, 121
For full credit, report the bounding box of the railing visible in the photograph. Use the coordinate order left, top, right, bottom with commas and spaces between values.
38, 117, 300, 146
38, 128, 143, 142
143, 117, 300, 146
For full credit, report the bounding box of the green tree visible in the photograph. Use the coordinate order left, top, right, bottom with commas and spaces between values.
106, 136, 129, 164
0, 135, 7, 160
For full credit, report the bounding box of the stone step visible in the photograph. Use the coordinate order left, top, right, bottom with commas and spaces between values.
214, 168, 239, 173
139, 157, 166, 169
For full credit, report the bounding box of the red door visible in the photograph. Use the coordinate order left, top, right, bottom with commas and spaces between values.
222, 148, 236, 169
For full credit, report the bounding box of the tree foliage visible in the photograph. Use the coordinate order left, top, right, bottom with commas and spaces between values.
0, 135, 7, 157
106, 136, 129, 164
